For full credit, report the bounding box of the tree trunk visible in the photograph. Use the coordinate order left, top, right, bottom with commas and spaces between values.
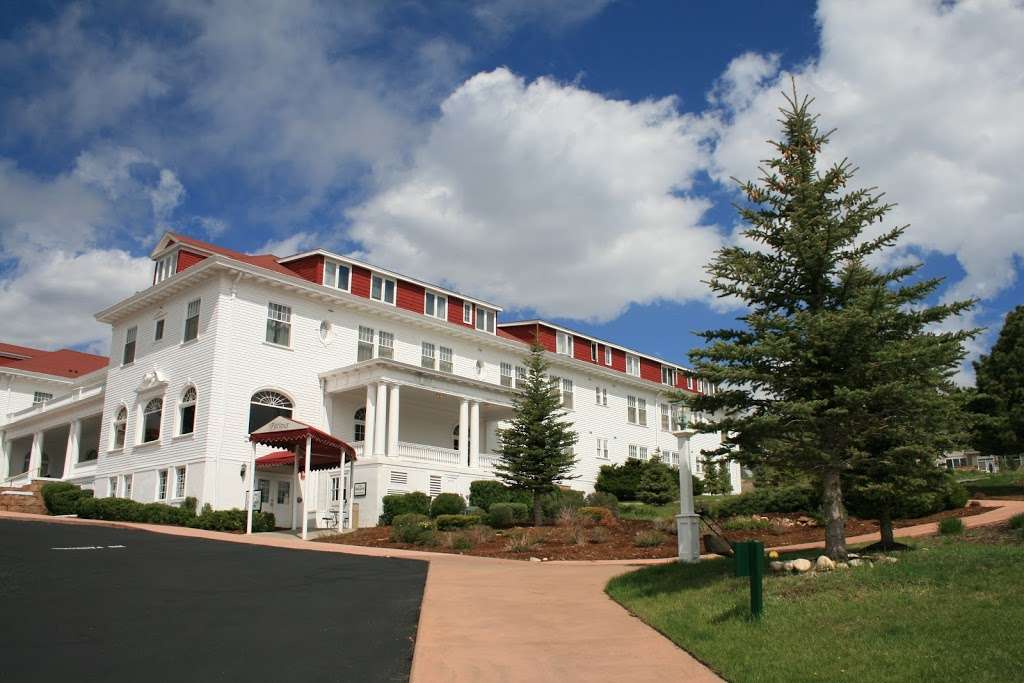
821, 468, 848, 560
879, 507, 895, 550
532, 493, 543, 527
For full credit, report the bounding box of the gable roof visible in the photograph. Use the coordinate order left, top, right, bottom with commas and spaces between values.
155, 232, 304, 280
0, 343, 108, 378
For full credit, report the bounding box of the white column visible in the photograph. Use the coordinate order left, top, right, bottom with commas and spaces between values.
674, 428, 700, 563
291, 446, 299, 530
387, 384, 400, 456
363, 384, 377, 457
28, 431, 42, 481
469, 401, 480, 468
458, 399, 469, 465
346, 459, 355, 529
374, 382, 388, 457
62, 420, 80, 480
246, 443, 257, 535
301, 435, 312, 540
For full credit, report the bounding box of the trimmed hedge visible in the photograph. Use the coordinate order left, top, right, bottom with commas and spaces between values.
468, 480, 531, 511
74, 494, 275, 532
697, 484, 820, 519
41, 481, 93, 515
596, 459, 703, 501
486, 502, 529, 528
379, 491, 431, 525
434, 514, 481, 530
429, 492, 466, 518
391, 513, 433, 544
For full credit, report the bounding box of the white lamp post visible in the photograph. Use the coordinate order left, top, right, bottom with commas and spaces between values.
673, 407, 701, 563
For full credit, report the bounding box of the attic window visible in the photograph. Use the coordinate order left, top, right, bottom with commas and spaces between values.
154, 251, 178, 285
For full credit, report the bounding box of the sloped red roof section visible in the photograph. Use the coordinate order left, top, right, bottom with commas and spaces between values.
6, 348, 109, 378
167, 232, 303, 279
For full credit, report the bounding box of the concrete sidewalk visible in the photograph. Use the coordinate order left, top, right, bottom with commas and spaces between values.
3, 498, 1021, 683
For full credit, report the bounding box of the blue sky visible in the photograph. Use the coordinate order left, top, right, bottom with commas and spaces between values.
1, 1, 1021, 382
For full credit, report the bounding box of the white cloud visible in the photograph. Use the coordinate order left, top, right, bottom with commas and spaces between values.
258, 231, 321, 257
710, 0, 1024, 309
348, 68, 723, 321
472, 0, 614, 34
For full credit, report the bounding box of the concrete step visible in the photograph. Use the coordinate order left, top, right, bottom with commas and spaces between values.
0, 482, 49, 515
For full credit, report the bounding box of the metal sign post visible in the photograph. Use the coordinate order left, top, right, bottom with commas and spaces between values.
735, 540, 765, 619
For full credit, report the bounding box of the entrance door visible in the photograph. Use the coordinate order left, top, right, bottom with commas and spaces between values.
274, 480, 292, 528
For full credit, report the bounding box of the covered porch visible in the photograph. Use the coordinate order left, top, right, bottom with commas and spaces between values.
320, 358, 516, 470
248, 416, 357, 539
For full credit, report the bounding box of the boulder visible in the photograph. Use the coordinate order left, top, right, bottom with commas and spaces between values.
783, 560, 794, 572
529, 557, 542, 562
835, 562, 849, 570
769, 561, 786, 573
848, 558, 863, 567
791, 558, 813, 573
814, 555, 836, 572
879, 556, 899, 564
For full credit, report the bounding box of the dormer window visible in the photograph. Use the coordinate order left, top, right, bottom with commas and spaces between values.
604, 346, 613, 366
323, 260, 351, 291
661, 366, 676, 386
463, 302, 473, 324
424, 291, 447, 320
626, 354, 641, 377
154, 251, 178, 285
590, 341, 598, 362
371, 274, 396, 305
556, 331, 573, 356
475, 306, 495, 334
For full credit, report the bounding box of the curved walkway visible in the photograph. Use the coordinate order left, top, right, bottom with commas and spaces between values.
3, 499, 1020, 682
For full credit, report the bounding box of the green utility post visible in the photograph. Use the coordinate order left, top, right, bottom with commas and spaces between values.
748, 540, 764, 619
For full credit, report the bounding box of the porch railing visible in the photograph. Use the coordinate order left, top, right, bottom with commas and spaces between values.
396, 441, 462, 465
478, 453, 502, 468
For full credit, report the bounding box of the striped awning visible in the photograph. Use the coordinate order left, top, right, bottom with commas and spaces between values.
249, 416, 356, 471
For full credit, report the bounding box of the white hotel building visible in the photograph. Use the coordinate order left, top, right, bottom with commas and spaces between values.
1, 233, 739, 529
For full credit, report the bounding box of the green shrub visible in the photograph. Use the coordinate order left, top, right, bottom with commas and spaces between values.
939, 517, 964, 535
540, 488, 585, 523
182, 496, 198, 513
468, 480, 531, 511
633, 530, 667, 547
429, 492, 466, 517
486, 502, 529, 528
1009, 513, 1024, 530
588, 527, 610, 543
434, 514, 481, 530
595, 460, 646, 500
466, 505, 485, 517
41, 481, 93, 515
74, 494, 271, 531
577, 506, 618, 527
720, 515, 774, 531
942, 477, 970, 510
452, 534, 474, 551
638, 459, 677, 505
390, 513, 433, 543
379, 491, 431, 525
585, 491, 619, 515
503, 530, 536, 553
700, 484, 820, 519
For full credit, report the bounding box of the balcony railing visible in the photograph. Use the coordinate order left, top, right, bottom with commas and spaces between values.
478, 453, 502, 468
396, 442, 462, 466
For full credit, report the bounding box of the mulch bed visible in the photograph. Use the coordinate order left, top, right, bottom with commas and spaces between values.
314, 505, 989, 561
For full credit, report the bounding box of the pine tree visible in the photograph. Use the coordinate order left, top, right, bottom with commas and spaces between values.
699, 454, 732, 495
494, 343, 579, 525
969, 305, 1024, 461
686, 86, 976, 559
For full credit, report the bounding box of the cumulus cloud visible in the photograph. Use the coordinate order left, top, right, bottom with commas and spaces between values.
472, 0, 614, 35
710, 0, 1024, 309
349, 68, 722, 321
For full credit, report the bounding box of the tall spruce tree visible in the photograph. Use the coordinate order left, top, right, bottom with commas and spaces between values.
494, 343, 579, 525
687, 87, 975, 559
969, 305, 1024, 461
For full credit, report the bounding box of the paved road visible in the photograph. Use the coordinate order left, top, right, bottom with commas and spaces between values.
0, 520, 427, 682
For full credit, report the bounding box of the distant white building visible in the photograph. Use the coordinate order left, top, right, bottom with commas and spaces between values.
1, 232, 739, 529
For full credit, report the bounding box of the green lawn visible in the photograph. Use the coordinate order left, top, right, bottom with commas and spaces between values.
961, 470, 1023, 497
618, 495, 741, 521
607, 534, 1024, 682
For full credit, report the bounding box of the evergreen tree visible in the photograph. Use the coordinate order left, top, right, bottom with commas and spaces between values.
699, 454, 733, 495
494, 343, 579, 525
637, 458, 677, 504
969, 305, 1024, 461
686, 87, 976, 559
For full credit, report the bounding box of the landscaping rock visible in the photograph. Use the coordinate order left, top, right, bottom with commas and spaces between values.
879, 556, 899, 564
769, 561, 786, 573
814, 555, 836, 572
529, 557, 542, 562
791, 558, 813, 573
783, 560, 794, 572
848, 559, 864, 567
835, 562, 849, 570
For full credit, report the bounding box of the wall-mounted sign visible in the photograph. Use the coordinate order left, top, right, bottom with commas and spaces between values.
353, 482, 367, 497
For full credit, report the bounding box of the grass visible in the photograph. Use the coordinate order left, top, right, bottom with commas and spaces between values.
607, 534, 1024, 682
962, 470, 1024, 497
618, 495, 742, 521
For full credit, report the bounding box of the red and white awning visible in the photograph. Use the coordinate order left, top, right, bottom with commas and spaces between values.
249, 416, 356, 471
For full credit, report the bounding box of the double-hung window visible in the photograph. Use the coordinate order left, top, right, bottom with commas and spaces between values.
475, 306, 495, 333
515, 366, 528, 389
154, 319, 164, 341
266, 302, 291, 346
439, 346, 453, 373
421, 342, 436, 369
595, 386, 607, 406
604, 346, 613, 366
122, 474, 133, 499
661, 366, 676, 386
596, 437, 609, 460
323, 260, 351, 291
109, 476, 118, 498
377, 331, 394, 359
590, 341, 598, 361
500, 362, 513, 387
330, 476, 341, 503
357, 326, 374, 361
424, 291, 447, 320
560, 378, 573, 409
556, 331, 573, 356
626, 354, 640, 377
123, 326, 137, 365
687, 375, 695, 390
183, 299, 200, 342
627, 395, 647, 426
463, 302, 473, 324
157, 469, 168, 500
660, 403, 671, 431
370, 274, 396, 304
174, 466, 186, 498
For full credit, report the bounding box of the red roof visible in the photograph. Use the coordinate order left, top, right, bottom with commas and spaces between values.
167, 232, 304, 279
0, 343, 108, 378
249, 416, 356, 467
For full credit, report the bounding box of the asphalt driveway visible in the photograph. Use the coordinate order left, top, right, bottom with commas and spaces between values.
0, 520, 427, 682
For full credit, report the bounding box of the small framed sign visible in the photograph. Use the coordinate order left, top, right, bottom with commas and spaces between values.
353, 482, 367, 497
250, 490, 262, 512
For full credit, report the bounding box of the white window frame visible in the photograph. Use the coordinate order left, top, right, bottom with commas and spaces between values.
323, 259, 352, 292
463, 301, 473, 324
687, 375, 695, 390
154, 318, 165, 342
556, 331, 573, 356
515, 366, 528, 389
661, 366, 676, 386
626, 354, 640, 377
109, 476, 118, 498
257, 477, 271, 504
358, 325, 375, 361
439, 346, 453, 373
475, 306, 495, 334
178, 386, 197, 435
183, 299, 200, 342
112, 405, 128, 450
604, 346, 613, 366
500, 362, 513, 387
377, 330, 394, 359
122, 473, 133, 499
123, 326, 137, 365
330, 475, 341, 503
266, 302, 292, 347
154, 251, 178, 285
596, 437, 609, 460
560, 378, 573, 410
370, 273, 396, 305
627, 395, 647, 426
421, 342, 436, 369
174, 465, 187, 499
661, 403, 671, 431
424, 291, 447, 320
32, 391, 53, 404
156, 469, 168, 500
590, 341, 598, 361
140, 398, 163, 444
